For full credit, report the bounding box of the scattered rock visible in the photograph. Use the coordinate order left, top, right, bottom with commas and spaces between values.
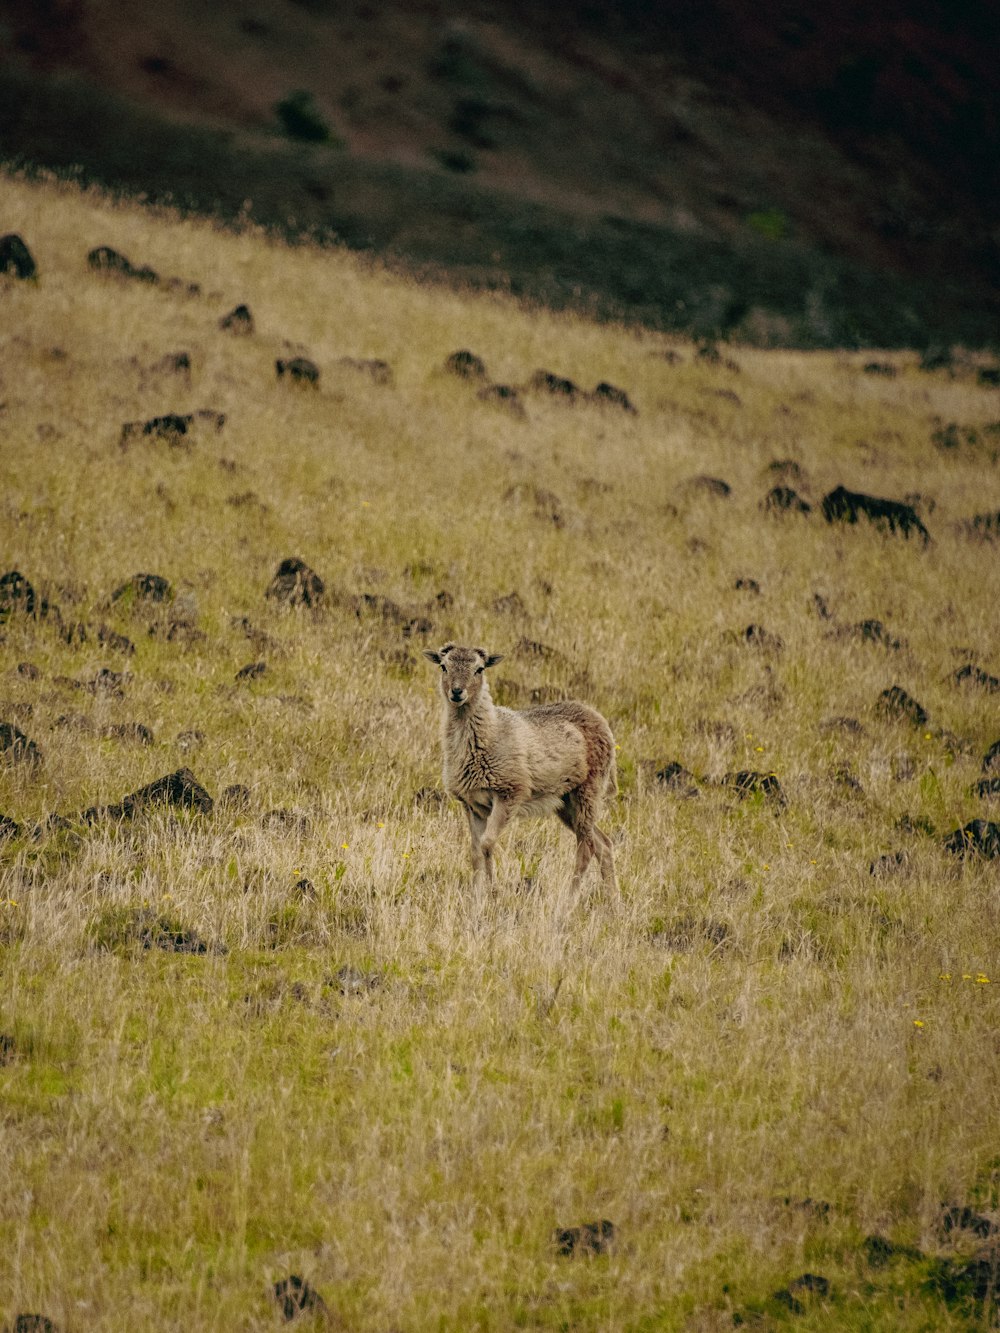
952, 663, 1000, 692
294, 877, 315, 898
838, 618, 902, 649
743, 623, 783, 651
771, 1273, 830, 1313
112, 572, 172, 605
863, 360, 896, 377
491, 590, 528, 617
220, 303, 254, 334
82, 767, 213, 823
138, 912, 210, 954
555, 1220, 616, 1258
870, 851, 908, 876
928, 1237, 1000, 1312
822, 485, 930, 543
4, 1315, 59, 1333
983, 740, 1000, 774
0, 813, 22, 841
975, 777, 1000, 799
877, 686, 928, 726
338, 356, 393, 385
653, 761, 700, 797
591, 381, 636, 413
863, 1233, 923, 1267
0, 722, 41, 766
685, 475, 731, 498
650, 916, 729, 950
966, 511, 1000, 541
86, 668, 128, 697
102, 722, 154, 745
266, 558, 325, 608
503, 483, 564, 527
724, 770, 786, 808
272, 1275, 327, 1322
940, 1206, 998, 1239
812, 592, 833, 620
833, 764, 865, 793
943, 819, 1000, 859
477, 383, 524, 415
235, 661, 267, 682
0, 233, 37, 279
219, 784, 252, 811
17, 662, 41, 680
734, 577, 760, 593
763, 485, 811, 514
334, 964, 379, 995
0, 570, 38, 619
892, 752, 917, 781
275, 356, 319, 386
87, 245, 158, 282
261, 808, 310, 833
150, 350, 191, 377
445, 349, 487, 380
766, 458, 809, 487
529, 369, 581, 400
97, 626, 136, 655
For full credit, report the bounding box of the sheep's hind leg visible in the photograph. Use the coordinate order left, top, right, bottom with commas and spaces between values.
594, 827, 618, 891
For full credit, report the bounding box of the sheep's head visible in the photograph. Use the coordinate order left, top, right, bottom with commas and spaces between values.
423, 642, 504, 707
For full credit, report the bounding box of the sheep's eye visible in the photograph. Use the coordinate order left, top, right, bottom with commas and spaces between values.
475, 666, 484, 675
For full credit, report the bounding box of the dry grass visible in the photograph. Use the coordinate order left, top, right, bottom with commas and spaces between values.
1, 170, 999, 1331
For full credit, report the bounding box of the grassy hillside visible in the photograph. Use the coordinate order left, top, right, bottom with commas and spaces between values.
1, 171, 999, 1330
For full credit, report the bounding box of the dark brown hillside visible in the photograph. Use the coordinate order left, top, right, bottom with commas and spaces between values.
0, 0, 997, 346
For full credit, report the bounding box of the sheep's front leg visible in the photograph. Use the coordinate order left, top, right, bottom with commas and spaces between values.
479, 795, 513, 868
466, 807, 493, 884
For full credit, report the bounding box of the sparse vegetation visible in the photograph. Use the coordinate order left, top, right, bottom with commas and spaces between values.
0, 170, 999, 1330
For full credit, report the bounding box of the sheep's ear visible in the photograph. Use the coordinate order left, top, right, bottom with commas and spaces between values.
440, 641, 456, 655
423, 649, 443, 665
483, 653, 504, 669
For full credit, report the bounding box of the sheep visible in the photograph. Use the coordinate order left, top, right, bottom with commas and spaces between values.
423, 643, 618, 889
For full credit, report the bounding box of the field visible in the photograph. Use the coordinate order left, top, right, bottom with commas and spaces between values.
1, 171, 999, 1330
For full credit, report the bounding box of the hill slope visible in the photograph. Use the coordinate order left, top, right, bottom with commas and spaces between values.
1, 0, 998, 346
0, 174, 999, 1329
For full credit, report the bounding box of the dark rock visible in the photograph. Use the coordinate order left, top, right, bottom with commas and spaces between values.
979, 367, 1000, 387
940, 1206, 998, 1238
766, 458, 809, 487
0, 723, 41, 766
112, 573, 172, 604
220, 303, 254, 334
6, 1316, 58, 1333
822, 485, 930, 543
763, 485, 811, 514
194, 408, 226, 432
744, 623, 782, 651
294, 877, 315, 898
477, 383, 524, 415
686, 475, 731, 498
275, 356, 319, 386
0, 1033, 16, 1064
219, 783, 252, 811
928, 1238, 1000, 1310
338, 356, 393, 385
854, 618, 901, 649
266, 558, 324, 608
261, 808, 310, 832
833, 764, 865, 793
975, 777, 1000, 799
138, 913, 210, 954
97, 626, 135, 655
491, 590, 528, 617
176, 731, 204, 751
87, 667, 128, 696
734, 577, 760, 593
896, 812, 936, 836
529, 369, 581, 400
59, 620, 88, 646
554, 1219, 616, 1257
725, 770, 786, 808
150, 350, 191, 376
812, 592, 833, 620
503, 483, 564, 527
87, 245, 157, 282
445, 349, 487, 380
870, 851, 908, 876
943, 819, 1000, 859
863, 360, 897, 377
0, 813, 22, 841
101, 722, 154, 745
83, 767, 213, 822
334, 964, 379, 995
0, 233, 37, 279
120, 413, 191, 448
235, 661, 266, 682
952, 663, 1000, 692
877, 686, 928, 726
0, 570, 37, 618
591, 381, 636, 413
863, 1233, 923, 1267
272, 1275, 327, 1322
17, 662, 41, 680
983, 740, 1000, 773
654, 761, 700, 797
967, 511, 1000, 540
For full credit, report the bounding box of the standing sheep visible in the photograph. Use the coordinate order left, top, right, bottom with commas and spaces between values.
423, 643, 618, 889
